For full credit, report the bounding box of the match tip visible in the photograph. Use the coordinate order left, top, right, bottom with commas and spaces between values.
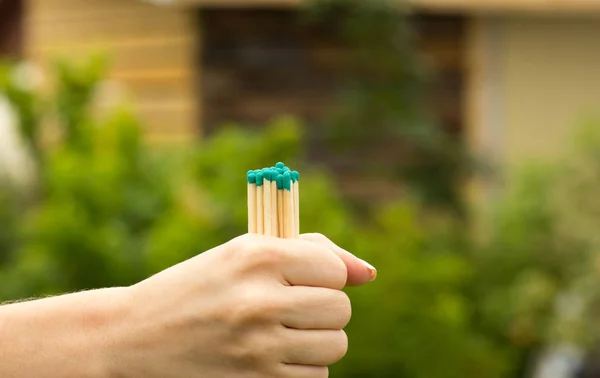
276, 174, 284, 190
282, 171, 291, 191
270, 168, 278, 181
276, 162, 285, 169
291, 171, 300, 182
262, 168, 272, 181
247, 172, 256, 184
255, 171, 264, 186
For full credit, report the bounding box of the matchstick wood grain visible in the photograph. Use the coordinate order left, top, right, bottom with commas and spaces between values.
292, 171, 299, 238
247, 172, 257, 234
283, 172, 292, 239
271, 180, 278, 237
277, 173, 284, 237
256, 172, 264, 235
263, 170, 272, 236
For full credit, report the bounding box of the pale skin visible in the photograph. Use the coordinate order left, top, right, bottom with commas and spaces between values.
0, 233, 377, 378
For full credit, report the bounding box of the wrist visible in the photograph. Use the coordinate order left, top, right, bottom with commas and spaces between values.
48, 287, 134, 378
92, 287, 137, 378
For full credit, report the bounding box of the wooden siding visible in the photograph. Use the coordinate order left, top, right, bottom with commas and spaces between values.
25, 0, 201, 143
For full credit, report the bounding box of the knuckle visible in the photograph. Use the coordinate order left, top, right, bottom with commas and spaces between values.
228, 334, 270, 368
242, 240, 282, 270
329, 258, 348, 289
229, 286, 282, 326
229, 343, 261, 366
330, 330, 349, 362
334, 291, 352, 328
318, 367, 330, 378
303, 232, 330, 243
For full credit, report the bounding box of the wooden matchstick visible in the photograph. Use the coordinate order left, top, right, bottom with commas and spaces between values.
256, 171, 264, 235
263, 169, 272, 236
247, 171, 257, 234
292, 171, 299, 238
290, 183, 296, 238
277, 174, 284, 238
283, 172, 293, 239
271, 177, 278, 237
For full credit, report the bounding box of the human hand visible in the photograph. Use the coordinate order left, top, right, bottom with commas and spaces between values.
109, 233, 376, 378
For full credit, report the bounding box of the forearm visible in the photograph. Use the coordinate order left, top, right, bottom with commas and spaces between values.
0, 288, 129, 378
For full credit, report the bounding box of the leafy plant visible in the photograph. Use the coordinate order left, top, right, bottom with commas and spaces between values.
0, 58, 508, 378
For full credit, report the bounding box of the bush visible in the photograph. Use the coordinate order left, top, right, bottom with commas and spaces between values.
471, 122, 600, 376
0, 58, 512, 377
7, 57, 600, 378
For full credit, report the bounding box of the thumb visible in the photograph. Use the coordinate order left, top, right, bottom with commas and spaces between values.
299, 233, 377, 287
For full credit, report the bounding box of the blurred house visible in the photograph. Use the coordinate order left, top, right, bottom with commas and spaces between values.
4, 0, 600, 167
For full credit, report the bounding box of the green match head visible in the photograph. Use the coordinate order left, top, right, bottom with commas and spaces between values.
276, 174, 283, 190
262, 168, 272, 181
282, 172, 291, 191
255, 171, 264, 186
291, 171, 299, 183
247, 172, 256, 184
276, 162, 285, 169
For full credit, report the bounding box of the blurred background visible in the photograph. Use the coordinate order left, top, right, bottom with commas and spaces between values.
3, 0, 600, 377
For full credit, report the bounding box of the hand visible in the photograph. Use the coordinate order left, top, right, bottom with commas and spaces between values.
109, 233, 376, 378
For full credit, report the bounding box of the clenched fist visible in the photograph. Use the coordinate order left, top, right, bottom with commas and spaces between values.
114, 233, 376, 378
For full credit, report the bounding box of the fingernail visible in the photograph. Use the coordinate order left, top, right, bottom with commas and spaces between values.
360, 258, 377, 281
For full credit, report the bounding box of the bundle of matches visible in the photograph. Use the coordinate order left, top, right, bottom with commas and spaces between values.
247, 162, 300, 239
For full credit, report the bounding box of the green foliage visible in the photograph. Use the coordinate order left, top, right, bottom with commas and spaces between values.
0, 58, 508, 377
473, 123, 600, 364
0, 63, 43, 158
336, 203, 509, 378
0, 60, 173, 295
4, 54, 600, 378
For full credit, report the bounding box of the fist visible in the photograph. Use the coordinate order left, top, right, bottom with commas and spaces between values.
109, 233, 376, 378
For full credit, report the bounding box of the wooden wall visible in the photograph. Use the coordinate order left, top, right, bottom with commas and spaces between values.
24, 0, 201, 143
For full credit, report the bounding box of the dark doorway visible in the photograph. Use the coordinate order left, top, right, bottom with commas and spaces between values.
0, 0, 24, 59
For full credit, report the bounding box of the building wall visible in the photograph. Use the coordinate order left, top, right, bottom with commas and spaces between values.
471, 16, 600, 171
502, 16, 600, 168
460, 15, 600, 228
25, 0, 201, 143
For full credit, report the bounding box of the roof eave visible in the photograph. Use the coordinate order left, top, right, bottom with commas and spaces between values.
162, 0, 600, 15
